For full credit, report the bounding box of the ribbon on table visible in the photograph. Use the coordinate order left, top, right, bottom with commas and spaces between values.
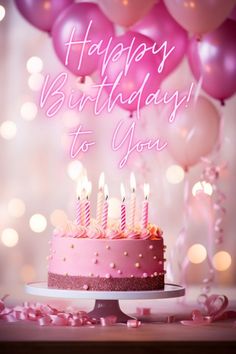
0, 295, 97, 327
181, 294, 236, 326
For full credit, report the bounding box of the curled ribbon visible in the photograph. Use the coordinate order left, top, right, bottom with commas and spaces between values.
181, 294, 236, 326
0, 295, 99, 327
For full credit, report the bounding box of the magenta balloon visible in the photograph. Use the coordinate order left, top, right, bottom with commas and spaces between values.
15, 0, 73, 32
163, 96, 220, 170
100, 31, 162, 113
188, 20, 236, 102
164, 0, 236, 35
52, 3, 115, 77
98, 0, 156, 27
131, 2, 188, 76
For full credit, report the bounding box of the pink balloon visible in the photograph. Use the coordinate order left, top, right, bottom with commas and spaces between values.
164, 0, 236, 35
15, 0, 73, 32
229, 5, 236, 21
162, 96, 220, 170
51, 3, 115, 77
100, 31, 162, 113
188, 20, 236, 103
98, 0, 156, 27
131, 2, 188, 76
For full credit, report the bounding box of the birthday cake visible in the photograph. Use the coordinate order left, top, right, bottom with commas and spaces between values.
47, 174, 166, 291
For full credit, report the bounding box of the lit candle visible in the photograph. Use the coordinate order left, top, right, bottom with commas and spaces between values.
102, 184, 109, 230
76, 180, 82, 225
141, 183, 150, 229
129, 173, 136, 230
120, 183, 126, 232
84, 181, 92, 227
96, 172, 105, 225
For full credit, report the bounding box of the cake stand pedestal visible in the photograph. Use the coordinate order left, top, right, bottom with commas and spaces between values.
26, 282, 185, 323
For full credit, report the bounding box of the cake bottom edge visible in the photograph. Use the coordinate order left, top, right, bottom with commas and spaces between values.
48, 272, 164, 291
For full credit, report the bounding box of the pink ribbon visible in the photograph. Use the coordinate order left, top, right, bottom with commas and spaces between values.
181, 294, 236, 326
0, 295, 99, 327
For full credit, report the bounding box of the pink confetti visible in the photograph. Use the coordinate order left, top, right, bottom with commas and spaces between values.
127, 319, 141, 328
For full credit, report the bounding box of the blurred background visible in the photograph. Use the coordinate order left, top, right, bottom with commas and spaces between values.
0, 0, 235, 298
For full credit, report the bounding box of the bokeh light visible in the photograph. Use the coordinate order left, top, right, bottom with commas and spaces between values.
0, 5, 5, 22
0, 120, 17, 140
192, 181, 213, 197
20, 264, 36, 283
20, 101, 38, 121
28, 73, 44, 91
50, 209, 68, 228
8, 198, 26, 218
67, 160, 84, 180
166, 165, 185, 184
1, 228, 19, 247
29, 214, 47, 233
187, 243, 207, 264
26, 56, 43, 74
213, 251, 232, 271
108, 198, 121, 219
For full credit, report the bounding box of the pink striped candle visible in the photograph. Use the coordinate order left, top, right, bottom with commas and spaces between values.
120, 183, 126, 232
84, 200, 90, 227
102, 184, 109, 230
141, 183, 150, 229
76, 198, 82, 225
129, 173, 136, 230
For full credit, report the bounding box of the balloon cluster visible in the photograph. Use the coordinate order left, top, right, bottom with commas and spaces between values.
15, 0, 236, 169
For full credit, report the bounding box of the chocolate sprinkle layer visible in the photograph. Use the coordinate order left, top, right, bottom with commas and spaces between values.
48, 272, 164, 291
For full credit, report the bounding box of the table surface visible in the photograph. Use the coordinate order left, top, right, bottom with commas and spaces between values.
1, 286, 236, 353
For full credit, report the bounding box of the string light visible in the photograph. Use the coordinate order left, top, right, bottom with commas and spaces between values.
0, 5, 5, 22
28, 73, 44, 91
213, 251, 232, 271
0, 121, 17, 140
192, 181, 213, 196
26, 56, 43, 74
29, 214, 47, 233
8, 198, 26, 218
20, 102, 38, 121
187, 243, 207, 264
1, 228, 19, 247
166, 165, 185, 184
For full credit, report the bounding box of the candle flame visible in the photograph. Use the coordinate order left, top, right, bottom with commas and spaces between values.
130, 172, 136, 192
104, 184, 109, 200
98, 172, 105, 190
144, 183, 150, 200
120, 183, 125, 201
86, 181, 92, 198
76, 180, 82, 198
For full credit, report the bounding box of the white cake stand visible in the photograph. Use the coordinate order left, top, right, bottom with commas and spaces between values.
26, 282, 185, 323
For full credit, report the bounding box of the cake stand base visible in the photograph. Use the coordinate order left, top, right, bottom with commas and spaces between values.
88, 300, 134, 322
25, 282, 185, 323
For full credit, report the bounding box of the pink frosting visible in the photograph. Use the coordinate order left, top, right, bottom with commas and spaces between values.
87, 225, 105, 239
106, 229, 123, 239
140, 229, 151, 240
125, 230, 140, 239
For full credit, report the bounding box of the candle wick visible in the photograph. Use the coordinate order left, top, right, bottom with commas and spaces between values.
122, 197, 125, 203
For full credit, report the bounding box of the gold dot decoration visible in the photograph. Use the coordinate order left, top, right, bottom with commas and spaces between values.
139, 254, 143, 258
123, 251, 128, 256
135, 262, 140, 268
